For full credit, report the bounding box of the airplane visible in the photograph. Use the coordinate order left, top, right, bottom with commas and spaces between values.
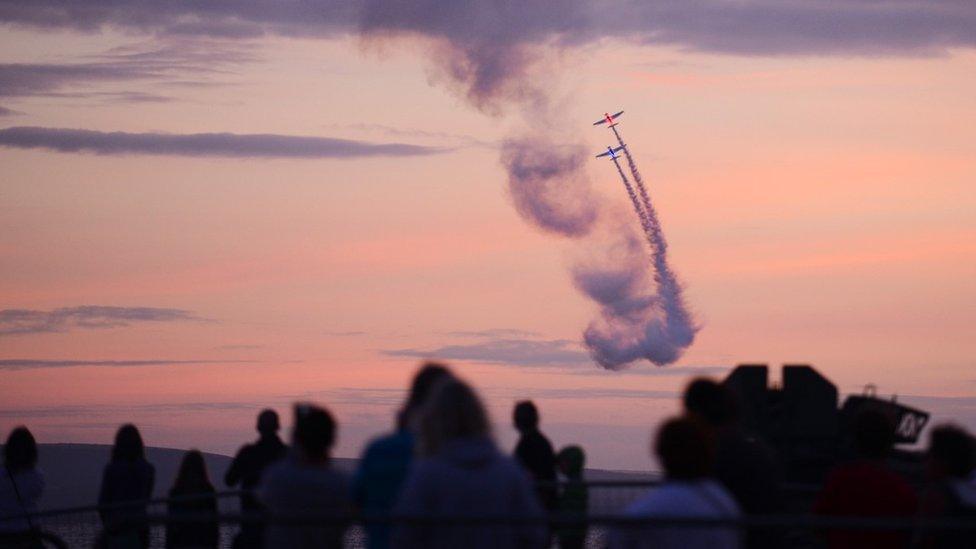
593, 110, 624, 127
595, 145, 625, 159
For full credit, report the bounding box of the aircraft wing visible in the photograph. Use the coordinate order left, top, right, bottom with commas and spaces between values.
595, 150, 611, 158
611, 110, 624, 119
592, 118, 607, 126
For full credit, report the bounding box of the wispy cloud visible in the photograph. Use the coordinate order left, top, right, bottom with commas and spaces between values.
0, 127, 446, 158
0, 39, 256, 101
0, 105, 21, 116
383, 338, 591, 367
0, 359, 252, 371
0, 305, 204, 336
325, 123, 496, 149
445, 328, 541, 339
384, 335, 730, 376
566, 365, 730, 377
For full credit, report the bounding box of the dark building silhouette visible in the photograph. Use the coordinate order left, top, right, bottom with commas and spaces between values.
723, 364, 929, 483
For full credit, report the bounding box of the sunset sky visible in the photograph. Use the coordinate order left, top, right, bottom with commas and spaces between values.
1, 2, 974, 471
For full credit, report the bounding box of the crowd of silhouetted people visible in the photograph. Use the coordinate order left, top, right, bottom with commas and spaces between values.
1, 361, 975, 549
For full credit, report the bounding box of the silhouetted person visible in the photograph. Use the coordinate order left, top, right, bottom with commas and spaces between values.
512, 400, 558, 512
684, 378, 784, 549
916, 425, 976, 549
353, 363, 451, 549
392, 378, 546, 549
98, 424, 155, 549
166, 450, 218, 549
259, 403, 350, 549
814, 409, 916, 549
610, 416, 741, 549
555, 445, 588, 549
0, 427, 44, 545
226, 409, 287, 548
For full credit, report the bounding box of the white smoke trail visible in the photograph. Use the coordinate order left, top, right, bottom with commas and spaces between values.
611, 157, 650, 232
581, 130, 698, 369
357, 10, 697, 369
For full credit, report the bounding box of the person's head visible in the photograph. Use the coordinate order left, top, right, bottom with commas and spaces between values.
112, 424, 145, 462
173, 450, 214, 493
851, 408, 895, 460
257, 409, 280, 437
3, 427, 38, 473
419, 378, 491, 457
398, 362, 452, 430
292, 403, 336, 463
557, 445, 586, 479
683, 378, 738, 427
655, 416, 715, 481
926, 424, 975, 480
513, 400, 540, 433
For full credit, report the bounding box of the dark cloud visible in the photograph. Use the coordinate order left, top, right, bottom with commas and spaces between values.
383, 338, 592, 367
0, 359, 251, 371
1, 2, 972, 58
0, 127, 444, 158
0, 305, 203, 336
0, 1, 359, 38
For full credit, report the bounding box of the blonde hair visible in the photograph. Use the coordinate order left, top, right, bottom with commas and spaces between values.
418, 378, 491, 457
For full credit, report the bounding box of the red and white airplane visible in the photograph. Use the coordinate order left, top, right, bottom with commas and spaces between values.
593, 110, 624, 128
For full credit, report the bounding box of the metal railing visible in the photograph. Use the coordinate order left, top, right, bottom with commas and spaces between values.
3, 484, 975, 548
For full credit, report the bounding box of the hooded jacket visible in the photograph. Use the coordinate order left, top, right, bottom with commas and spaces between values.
391, 436, 546, 549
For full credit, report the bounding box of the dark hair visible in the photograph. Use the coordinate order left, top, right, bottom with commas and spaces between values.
112, 424, 146, 462
419, 378, 491, 457
557, 445, 586, 478
513, 400, 539, 432
398, 363, 452, 430
293, 403, 336, 459
655, 416, 715, 480
4, 427, 38, 473
852, 409, 894, 459
171, 450, 214, 495
683, 378, 738, 425
928, 424, 975, 478
257, 409, 280, 435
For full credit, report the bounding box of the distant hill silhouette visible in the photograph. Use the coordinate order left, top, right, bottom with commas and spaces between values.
26, 444, 652, 511
31, 444, 357, 511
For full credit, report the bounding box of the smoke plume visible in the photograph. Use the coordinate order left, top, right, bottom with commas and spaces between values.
500, 137, 600, 237
358, 3, 696, 369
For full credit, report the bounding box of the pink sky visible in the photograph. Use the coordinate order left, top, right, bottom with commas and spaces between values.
1, 6, 975, 470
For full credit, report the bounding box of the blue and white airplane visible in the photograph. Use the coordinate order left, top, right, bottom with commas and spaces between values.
595, 145, 625, 159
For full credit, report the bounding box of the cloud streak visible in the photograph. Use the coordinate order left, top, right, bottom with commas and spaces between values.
384, 335, 729, 375
0, 305, 203, 336
384, 338, 591, 367
0, 127, 444, 158
0, 359, 252, 371
0, 40, 256, 100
